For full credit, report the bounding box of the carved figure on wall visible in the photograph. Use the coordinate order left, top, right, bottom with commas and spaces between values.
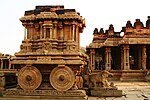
75, 71, 83, 89
42, 42, 52, 53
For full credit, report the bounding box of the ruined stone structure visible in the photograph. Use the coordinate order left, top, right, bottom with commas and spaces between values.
86, 16, 150, 81
0, 54, 17, 91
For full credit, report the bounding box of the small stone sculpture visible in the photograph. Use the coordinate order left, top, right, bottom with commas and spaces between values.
75, 71, 83, 89
101, 70, 113, 88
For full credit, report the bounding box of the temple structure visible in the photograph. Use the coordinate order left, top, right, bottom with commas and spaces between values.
0, 53, 11, 69
6, 6, 87, 99
86, 16, 150, 81
0, 54, 17, 90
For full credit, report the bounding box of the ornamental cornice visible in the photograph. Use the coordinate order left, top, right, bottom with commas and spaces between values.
20, 14, 35, 21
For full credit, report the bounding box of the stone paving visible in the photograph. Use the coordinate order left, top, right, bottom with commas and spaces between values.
88, 81, 150, 100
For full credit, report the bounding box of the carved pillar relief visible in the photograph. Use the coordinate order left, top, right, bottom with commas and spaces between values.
142, 45, 147, 70
50, 26, 53, 39
43, 27, 46, 39
53, 23, 57, 39
72, 25, 75, 41
105, 47, 111, 70
39, 22, 43, 39
58, 22, 63, 40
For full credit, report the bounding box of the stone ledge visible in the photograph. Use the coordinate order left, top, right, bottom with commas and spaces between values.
2, 89, 87, 100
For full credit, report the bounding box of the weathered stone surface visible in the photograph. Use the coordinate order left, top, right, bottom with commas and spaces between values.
91, 89, 122, 97
2, 89, 87, 100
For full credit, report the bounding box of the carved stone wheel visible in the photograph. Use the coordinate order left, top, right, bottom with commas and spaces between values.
50, 66, 75, 91
18, 66, 42, 90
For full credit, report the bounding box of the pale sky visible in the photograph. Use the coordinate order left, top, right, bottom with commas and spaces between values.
0, 0, 149, 55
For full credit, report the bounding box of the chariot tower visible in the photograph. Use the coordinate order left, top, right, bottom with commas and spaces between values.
10, 5, 86, 91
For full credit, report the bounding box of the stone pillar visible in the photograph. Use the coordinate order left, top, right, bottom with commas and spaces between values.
39, 22, 43, 39
44, 27, 46, 39
24, 28, 27, 40
0, 59, 3, 69
90, 49, 95, 70
138, 47, 142, 69
105, 47, 111, 70
126, 45, 130, 70
78, 26, 80, 51
121, 47, 124, 70
122, 45, 130, 70
30, 24, 34, 40
50, 27, 53, 39
53, 23, 57, 39
76, 25, 79, 50
142, 45, 146, 70
72, 25, 75, 41
8, 58, 11, 69
26, 26, 30, 39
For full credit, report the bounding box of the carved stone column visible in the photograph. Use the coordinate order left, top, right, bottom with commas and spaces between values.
142, 45, 146, 70
122, 45, 130, 70
121, 47, 124, 70
126, 45, 130, 70
24, 28, 27, 40
138, 47, 142, 69
90, 49, 95, 70
105, 47, 111, 70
